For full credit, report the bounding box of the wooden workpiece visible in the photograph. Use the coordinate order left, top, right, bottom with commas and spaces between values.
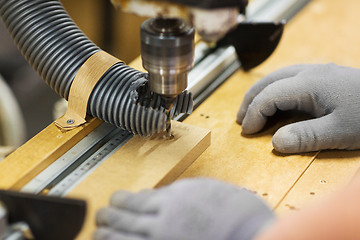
68, 121, 210, 239
180, 0, 360, 214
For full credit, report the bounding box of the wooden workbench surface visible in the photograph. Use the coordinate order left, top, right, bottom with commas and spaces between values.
181, 0, 360, 214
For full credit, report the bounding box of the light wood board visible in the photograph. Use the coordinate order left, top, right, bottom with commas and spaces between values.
67, 121, 211, 240
275, 151, 360, 214
180, 0, 360, 214
272, 0, 360, 214
179, 70, 318, 208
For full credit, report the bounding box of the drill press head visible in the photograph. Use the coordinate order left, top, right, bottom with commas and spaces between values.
140, 17, 195, 137
140, 18, 195, 98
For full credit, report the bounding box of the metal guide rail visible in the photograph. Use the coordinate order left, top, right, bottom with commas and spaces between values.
21, 0, 311, 196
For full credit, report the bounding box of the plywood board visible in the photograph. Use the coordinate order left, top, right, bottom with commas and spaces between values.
181, 0, 360, 212
67, 121, 211, 240
267, 0, 360, 213
180, 70, 317, 208
0, 118, 102, 190
275, 151, 360, 214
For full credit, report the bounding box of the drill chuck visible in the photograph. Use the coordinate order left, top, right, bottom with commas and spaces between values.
140, 18, 195, 98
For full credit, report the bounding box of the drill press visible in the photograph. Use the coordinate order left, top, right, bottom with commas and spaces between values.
117, 0, 283, 138
140, 18, 195, 138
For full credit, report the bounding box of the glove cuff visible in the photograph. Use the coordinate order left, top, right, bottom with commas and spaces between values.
227, 211, 275, 240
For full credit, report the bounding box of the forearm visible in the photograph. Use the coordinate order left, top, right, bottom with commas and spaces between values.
255, 171, 360, 240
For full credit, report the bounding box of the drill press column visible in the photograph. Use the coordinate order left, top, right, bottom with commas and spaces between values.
140, 18, 195, 138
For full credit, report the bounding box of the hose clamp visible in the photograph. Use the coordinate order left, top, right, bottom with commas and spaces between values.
55, 51, 123, 130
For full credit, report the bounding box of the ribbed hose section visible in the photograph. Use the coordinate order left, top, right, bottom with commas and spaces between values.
89, 64, 167, 136
0, 0, 192, 136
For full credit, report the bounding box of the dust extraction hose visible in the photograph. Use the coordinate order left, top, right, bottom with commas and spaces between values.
0, 0, 192, 136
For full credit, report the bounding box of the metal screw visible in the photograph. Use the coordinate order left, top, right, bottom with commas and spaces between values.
67, 119, 75, 125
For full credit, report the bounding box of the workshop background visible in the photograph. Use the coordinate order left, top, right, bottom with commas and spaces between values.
0, 0, 146, 147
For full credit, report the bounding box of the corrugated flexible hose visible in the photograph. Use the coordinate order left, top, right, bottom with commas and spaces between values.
0, 0, 192, 136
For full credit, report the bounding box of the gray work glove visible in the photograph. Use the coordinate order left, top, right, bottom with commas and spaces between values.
237, 63, 360, 153
94, 178, 274, 240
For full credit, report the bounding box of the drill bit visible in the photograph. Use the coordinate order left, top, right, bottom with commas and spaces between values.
165, 107, 172, 138
164, 97, 175, 139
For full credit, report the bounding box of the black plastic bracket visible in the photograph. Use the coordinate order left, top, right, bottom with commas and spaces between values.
217, 21, 286, 71
0, 190, 86, 240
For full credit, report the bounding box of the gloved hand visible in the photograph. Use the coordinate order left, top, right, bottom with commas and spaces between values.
94, 178, 274, 240
237, 63, 360, 153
